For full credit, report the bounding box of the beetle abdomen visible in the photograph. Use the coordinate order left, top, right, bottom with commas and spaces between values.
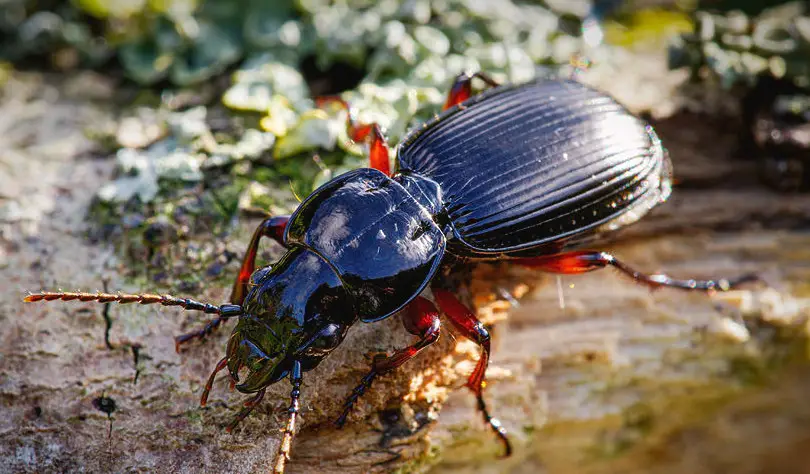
397, 79, 671, 255
285, 168, 446, 322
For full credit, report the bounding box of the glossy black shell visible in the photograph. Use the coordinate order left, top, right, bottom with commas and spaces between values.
397, 79, 672, 255
273, 79, 670, 328
285, 168, 446, 322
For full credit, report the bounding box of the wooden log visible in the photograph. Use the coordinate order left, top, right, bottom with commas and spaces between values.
1, 63, 808, 474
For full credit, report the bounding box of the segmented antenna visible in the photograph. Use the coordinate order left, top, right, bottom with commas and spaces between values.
24, 291, 242, 317
273, 360, 303, 474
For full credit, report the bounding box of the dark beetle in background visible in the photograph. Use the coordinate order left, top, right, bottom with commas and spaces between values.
25, 73, 751, 473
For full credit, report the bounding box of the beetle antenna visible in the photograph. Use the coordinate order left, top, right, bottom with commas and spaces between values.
273, 360, 303, 474
24, 291, 242, 317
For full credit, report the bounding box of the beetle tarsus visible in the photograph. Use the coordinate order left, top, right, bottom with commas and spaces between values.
315, 96, 391, 176
273, 360, 303, 474
175, 316, 227, 352
475, 392, 513, 457
335, 371, 376, 428
200, 356, 229, 407
432, 288, 513, 457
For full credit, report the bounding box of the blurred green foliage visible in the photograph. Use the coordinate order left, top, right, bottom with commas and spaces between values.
0, 0, 596, 281
670, 1, 810, 89
1, 0, 719, 283
18, 0, 605, 213
2, 0, 586, 86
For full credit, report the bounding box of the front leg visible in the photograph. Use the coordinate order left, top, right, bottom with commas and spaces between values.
174, 215, 290, 351
335, 297, 441, 427
230, 215, 290, 305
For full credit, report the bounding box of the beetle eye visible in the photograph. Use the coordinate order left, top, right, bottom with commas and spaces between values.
304, 324, 343, 357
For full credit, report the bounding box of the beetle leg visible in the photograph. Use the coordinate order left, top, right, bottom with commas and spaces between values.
273, 360, 303, 474
515, 251, 759, 292
200, 356, 229, 407
172, 216, 289, 352
175, 314, 237, 352
431, 288, 512, 457
443, 71, 500, 110
230, 216, 290, 305
335, 296, 441, 427
225, 388, 266, 433
315, 96, 391, 176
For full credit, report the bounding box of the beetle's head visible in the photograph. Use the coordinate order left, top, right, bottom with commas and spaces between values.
220, 265, 298, 393
224, 317, 347, 394
219, 249, 351, 394
224, 325, 288, 394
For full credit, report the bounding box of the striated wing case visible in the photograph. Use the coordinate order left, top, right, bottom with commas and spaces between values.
397, 79, 672, 255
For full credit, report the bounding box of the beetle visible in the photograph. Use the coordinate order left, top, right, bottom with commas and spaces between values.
25, 72, 752, 473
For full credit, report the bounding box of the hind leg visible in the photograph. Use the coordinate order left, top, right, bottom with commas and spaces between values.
515, 251, 758, 292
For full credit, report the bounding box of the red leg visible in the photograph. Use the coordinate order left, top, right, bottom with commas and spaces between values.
432, 288, 512, 457
174, 216, 289, 352
516, 251, 759, 292
230, 216, 290, 304
315, 96, 391, 176
200, 356, 229, 407
443, 71, 500, 111
335, 296, 441, 427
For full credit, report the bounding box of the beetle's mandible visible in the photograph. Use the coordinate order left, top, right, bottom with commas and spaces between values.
25, 72, 755, 473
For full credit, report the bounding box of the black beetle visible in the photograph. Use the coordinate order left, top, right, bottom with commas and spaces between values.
25, 72, 751, 473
